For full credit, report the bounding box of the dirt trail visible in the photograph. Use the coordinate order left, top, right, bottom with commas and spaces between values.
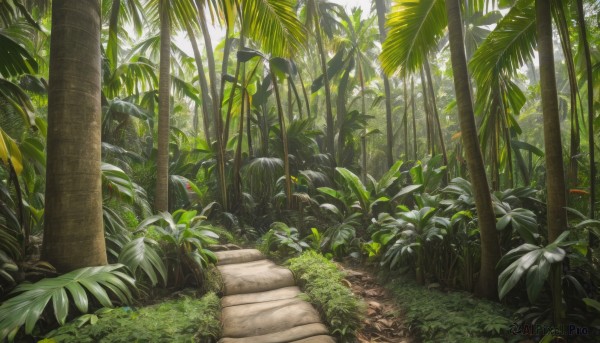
340, 264, 413, 343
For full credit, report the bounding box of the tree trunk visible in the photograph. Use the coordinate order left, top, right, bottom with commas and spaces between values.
375, 0, 394, 168
195, 0, 227, 209
43, 0, 107, 271
420, 68, 434, 155
576, 0, 595, 226
359, 63, 367, 183
184, 20, 211, 144
445, 0, 501, 300
536, 0, 566, 324
270, 64, 292, 209
154, 0, 170, 212
403, 78, 409, 160
424, 59, 448, 180
411, 77, 417, 160
311, 0, 334, 156
297, 69, 311, 118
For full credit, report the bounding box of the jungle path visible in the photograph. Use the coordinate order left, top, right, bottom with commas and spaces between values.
214, 249, 335, 343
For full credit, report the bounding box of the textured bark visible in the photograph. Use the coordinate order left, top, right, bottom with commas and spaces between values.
154, 0, 171, 212
536, 0, 566, 324
375, 0, 394, 168
445, 0, 501, 300
43, 0, 107, 271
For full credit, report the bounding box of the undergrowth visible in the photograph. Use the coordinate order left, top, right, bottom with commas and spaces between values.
287, 251, 364, 342
386, 277, 516, 343
42, 292, 221, 343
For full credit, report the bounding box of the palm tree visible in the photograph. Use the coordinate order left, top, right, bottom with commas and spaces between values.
535, 0, 566, 324
154, 0, 171, 212
42, 0, 107, 271
444, 0, 501, 300
305, 0, 337, 156
335, 8, 378, 179
374, 0, 395, 168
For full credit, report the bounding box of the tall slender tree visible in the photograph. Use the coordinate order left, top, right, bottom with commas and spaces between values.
375, 0, 394, 168
42, 0, 107, 271
536, 0, 566, 324
575, 0, 595, 226
308, 0, 335, 156
154, 0, 171, 212
445, 0, 501, 300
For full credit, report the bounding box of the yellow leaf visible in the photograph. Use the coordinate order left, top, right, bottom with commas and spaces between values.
0, 129, 23, 175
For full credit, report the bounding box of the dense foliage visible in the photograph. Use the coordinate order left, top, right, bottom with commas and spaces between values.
386, 278, 513, 342
43, 292, 221, 343
287, 251, 365, 341
0, 0, 599, 340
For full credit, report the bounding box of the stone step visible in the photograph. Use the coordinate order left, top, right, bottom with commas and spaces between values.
221, 298, 322, 338
217, 260, 295, 295
291, 335, 337, 343
222, 286, 301, 308
218, 323, 330, 343
214, 249, 264, 266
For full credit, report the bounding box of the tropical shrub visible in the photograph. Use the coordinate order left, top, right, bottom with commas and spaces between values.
134, 210, 220, 289
287, 251, 364, 342
258, 221, 309, 259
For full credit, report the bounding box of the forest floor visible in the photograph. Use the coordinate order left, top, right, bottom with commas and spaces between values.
340, 263, 413, 343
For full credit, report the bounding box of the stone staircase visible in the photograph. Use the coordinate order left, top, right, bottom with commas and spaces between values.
214, 249, 336, 343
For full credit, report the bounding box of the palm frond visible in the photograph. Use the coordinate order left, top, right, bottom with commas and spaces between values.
242, 0, 307, 57
118, 237, 167, 286
0, 265, 136, 341
0, 78, 35, 127
102, 162, 135, 202
380, 0, 447, 76
470, 0, 536, 93
0, 31, 37, 78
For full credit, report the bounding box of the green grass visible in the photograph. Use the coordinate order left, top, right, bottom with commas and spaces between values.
287, 251, 365, 342
43, 292, 221, 343
386, 277, 514, 343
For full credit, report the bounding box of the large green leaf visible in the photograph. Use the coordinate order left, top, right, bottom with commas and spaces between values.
336, 167, 370, 212
380, 0, 447, 76
0, 265, 135, 341
497, 233, 569, 301
101, 162, 134, 202
494, 205, 538, 243
0, 128, 23, 175
374, 160, 403, 195
118, 237, 167, 286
